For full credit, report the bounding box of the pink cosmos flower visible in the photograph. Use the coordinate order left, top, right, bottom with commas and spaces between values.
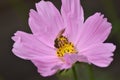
12, 0, 116, 77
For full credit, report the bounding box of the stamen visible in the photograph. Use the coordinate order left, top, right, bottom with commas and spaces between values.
54, 34, 77, 57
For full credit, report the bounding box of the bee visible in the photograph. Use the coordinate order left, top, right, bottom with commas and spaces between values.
54, 29, 68, 48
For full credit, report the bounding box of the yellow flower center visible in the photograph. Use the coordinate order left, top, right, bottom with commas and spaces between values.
54, 35, 77, 57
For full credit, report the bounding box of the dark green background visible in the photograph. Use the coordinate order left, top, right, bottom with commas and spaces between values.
0, 0, 120, 80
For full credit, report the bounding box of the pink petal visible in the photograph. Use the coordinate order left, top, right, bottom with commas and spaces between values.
61, 0, 84, 44
61, 0, 84, 23
79, 43, 116, 67
64, 54, 77, 65
64, 54, 89, 65
29, 0, 64, 47
31, 56, 63, 77
12, 31, 56, 60
12, 31, 71, 76
30, 0, 64, 34
76, 13, 112, 48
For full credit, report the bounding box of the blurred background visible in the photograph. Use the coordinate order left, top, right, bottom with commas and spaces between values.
0, 0, 120, 80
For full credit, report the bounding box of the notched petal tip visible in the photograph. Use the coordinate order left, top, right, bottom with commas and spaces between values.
29, 9, 35, 16
11, 31, 22, 41
35, 0, 53, 12
105, 43, 116, 52
94, 12, 112, 24
35, 0, 46, 5
29, 9, 38, 20
79, 43, 116, 68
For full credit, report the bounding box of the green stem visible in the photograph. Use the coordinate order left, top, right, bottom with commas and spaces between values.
88, 65, 95, 80
72, 65, 78, 80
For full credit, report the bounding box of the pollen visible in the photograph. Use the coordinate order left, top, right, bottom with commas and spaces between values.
54, 35, 77, 57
